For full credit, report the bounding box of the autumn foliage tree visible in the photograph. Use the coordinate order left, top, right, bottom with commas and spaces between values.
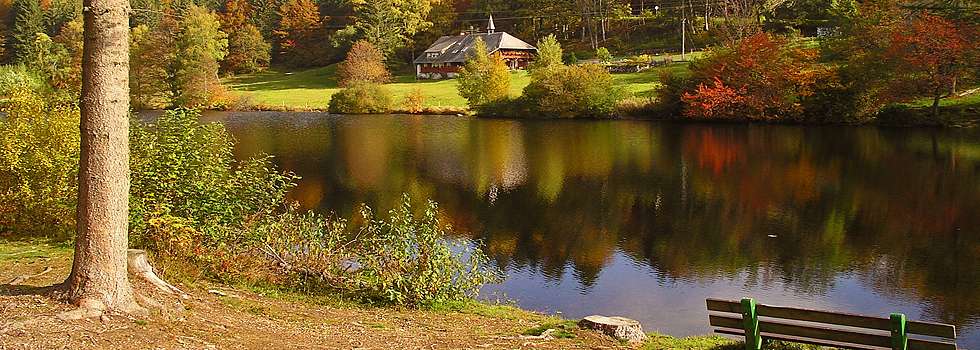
679, 33, 818, 120
174, 5, 228, 107
529, 34, 562, 73
883, 13, 978, 117
457, 38, 510, 109
220, 0, 270, 74
275, 0, 327, 67
336, 40, 389, 87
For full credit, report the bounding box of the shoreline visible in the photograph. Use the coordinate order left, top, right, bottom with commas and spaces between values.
0, 238, 748, 349
146, 105, 979, 129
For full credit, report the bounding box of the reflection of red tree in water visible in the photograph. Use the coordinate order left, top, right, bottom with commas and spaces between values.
683, 128, 742, 175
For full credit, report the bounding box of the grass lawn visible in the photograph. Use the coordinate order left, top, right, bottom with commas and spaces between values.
223, 62, 692, 111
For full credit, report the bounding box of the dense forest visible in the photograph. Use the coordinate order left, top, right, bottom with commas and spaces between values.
0, 0, 977, 115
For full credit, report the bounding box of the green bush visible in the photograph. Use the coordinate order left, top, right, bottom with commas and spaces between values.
1, 93, 499, 307
0, 65, 47, 98
129, 108, 298, 238
262, 195, 502, 306
522, 63, 623, 118
0, 86, 79, 238
328, 82, 394, 114
596, 47, 612, 62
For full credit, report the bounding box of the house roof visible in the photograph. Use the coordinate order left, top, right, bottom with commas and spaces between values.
414, 32, 537, 65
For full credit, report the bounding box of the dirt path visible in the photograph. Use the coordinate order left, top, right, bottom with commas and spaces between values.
0, 242, 628, 349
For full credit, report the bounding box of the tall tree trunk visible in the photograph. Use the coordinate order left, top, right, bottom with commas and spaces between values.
62, 0, 139, 315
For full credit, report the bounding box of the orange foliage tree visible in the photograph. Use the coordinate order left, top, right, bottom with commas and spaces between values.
680, 33, 818, 120
336, 40, 390, 87
274, 0, 328, 67
884, 13, 978, 117
221, 0, 271, 74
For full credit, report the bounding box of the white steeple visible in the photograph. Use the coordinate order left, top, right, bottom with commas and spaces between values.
487, 13, 496, 33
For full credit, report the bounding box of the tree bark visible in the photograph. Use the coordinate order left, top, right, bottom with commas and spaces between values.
61, 0, 139, 315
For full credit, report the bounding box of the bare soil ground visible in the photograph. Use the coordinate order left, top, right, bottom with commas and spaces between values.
0, 240, 629, 349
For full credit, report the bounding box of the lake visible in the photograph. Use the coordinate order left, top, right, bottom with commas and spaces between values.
203, 112, 980, 348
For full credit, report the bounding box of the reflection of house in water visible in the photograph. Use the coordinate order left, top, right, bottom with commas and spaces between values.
413, 14, 537, 80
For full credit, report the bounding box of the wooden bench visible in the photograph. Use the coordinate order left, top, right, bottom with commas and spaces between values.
706, 298, 958, 350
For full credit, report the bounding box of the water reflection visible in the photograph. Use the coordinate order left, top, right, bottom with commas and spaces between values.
204, 112, 980, 348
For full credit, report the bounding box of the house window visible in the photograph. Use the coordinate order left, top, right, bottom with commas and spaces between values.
427, 52, 438, 58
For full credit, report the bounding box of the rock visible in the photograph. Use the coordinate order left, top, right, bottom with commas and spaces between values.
578, 315, 647, 343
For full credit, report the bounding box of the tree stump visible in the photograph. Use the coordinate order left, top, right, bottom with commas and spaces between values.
578, 315, 647, 343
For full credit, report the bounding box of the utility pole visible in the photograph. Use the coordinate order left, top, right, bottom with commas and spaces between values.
682, 17, 686, 61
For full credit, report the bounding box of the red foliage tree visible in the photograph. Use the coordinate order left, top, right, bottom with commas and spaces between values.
884, 13, 978, 117
681, 33, 817, 120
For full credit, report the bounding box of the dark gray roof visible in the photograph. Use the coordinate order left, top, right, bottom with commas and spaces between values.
414, 32, 537, 64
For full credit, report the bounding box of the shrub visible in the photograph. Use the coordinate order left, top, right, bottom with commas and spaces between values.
596, 47, 612, 62
2, 94, 499, 306
262, 195, 502, 305
456, 37, 511, 109
0, 87, 79, 238
129, 108, 297, 237
403, 88, 426, 113
0, 64, 47, 99
522, 63, 623, 118
654, 69, 694, 117
337, 40, 390, 87
566, 52, 579, 65
328, 82, 394, 114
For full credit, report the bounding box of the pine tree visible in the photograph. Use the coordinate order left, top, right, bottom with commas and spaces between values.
62, 0, 142, 318
351, 0, 431, 58
10, 0, 44, 63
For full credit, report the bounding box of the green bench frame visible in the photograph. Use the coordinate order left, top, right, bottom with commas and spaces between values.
706, 298, 958, 350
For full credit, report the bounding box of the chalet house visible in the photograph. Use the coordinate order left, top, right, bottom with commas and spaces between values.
414, 15, 537, 80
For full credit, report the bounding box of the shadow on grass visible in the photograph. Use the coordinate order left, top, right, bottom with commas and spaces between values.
0, 283, 57, 297
225, 66, 340, 91
225, 64, 461, 92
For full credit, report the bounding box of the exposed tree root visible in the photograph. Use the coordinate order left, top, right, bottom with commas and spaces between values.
127, 249, 189, 299
52, 250, 182, 320
7, 266, 53, 285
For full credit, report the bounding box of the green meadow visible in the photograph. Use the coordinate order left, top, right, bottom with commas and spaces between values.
223, 62, 693, 111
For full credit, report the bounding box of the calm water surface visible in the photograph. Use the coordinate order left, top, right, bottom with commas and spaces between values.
203, 112, 980, 348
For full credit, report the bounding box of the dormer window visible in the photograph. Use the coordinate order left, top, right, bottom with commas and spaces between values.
427, 52, 439, 58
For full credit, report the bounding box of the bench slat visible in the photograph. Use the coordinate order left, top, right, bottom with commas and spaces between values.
756, 304, 892, 332
709, 314, 744, 329
908, 321, 957, 339
706, 298, 741, 313
709, 315, 957, 350
908, 338, 958, 350
710, 314, 891, 348
714, 327, 880, 350
707, 299, 956, 339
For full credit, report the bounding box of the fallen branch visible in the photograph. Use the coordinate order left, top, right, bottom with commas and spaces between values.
7, 266, 53, 285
